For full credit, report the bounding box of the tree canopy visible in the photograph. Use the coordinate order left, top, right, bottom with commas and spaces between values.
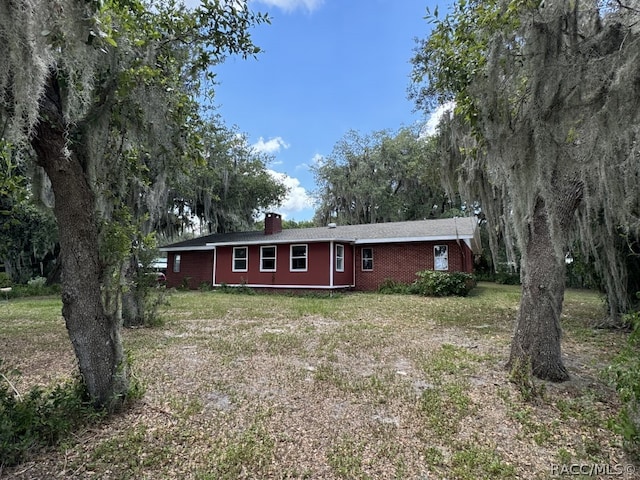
0, 0, 270, 407
411, 0, 640, 380
168, 121, 288, 236
313, 127, 458, 225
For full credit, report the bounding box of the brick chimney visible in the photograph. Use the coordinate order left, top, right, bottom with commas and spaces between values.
264, 212, 282, 235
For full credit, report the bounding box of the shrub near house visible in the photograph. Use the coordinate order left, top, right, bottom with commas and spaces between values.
378, 270, 476, 296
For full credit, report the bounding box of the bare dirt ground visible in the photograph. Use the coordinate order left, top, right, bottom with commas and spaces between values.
1, 287, 637, 479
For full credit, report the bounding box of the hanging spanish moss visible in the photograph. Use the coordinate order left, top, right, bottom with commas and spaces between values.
1, 0, 271, 405
415, 0, 640, 380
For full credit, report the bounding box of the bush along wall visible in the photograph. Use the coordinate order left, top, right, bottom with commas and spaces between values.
412, 270, 476, 297
378, 271, 476, 297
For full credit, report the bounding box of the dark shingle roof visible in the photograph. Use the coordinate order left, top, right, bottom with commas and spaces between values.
160, 217, 480, 252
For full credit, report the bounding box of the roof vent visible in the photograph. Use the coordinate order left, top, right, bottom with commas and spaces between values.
327, 223, 337, 229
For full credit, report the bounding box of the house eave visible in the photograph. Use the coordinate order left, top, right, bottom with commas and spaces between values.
210, 237, 356, 247
162, 234, 476, 251
159, 245, 216, 252
354, 234, 474, 245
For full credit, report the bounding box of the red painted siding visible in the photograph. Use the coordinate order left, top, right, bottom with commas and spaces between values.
215, 242, 344, 288
165, 251, 214, 289
354, 241, 474, 291
333, 243, 354, 287
166, 240, 473, 291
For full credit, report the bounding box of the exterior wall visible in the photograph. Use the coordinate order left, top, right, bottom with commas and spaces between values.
165, 251, 214, 289
165, 239, 474, 291
354, 240, 474, 291
332, 242, 354, 287
214, 242, 353, 288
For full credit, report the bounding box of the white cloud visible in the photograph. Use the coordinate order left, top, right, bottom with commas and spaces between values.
251, 136, 290, 154
421, 101, 455, 138
268, 170, 315, 218
310, 153, 325, 166
250, 0, 324, 13
296, 153, 326, 172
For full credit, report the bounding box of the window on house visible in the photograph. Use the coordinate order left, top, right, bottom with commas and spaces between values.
233, 247, 248, 272
173, 254, 181, 273
290, 244, 307, 271
362, 248, 373, 271
336, 244, 344, 272
434, 245, 449, 271
261, 246, 276, 272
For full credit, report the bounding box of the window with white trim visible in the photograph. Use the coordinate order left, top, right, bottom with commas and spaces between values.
260, 246, 276, 272
173, 254, 181, 273
362, 248, 373, 271
434, 245, 449, 271
233, 247, 248, 272
290, 244, 307, 271
336, 244, 344, 272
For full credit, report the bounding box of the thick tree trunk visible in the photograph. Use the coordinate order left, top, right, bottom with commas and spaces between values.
508, 198, 570, 381
31, 71, 128, 409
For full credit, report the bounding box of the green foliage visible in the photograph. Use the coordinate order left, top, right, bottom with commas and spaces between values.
412, 270, 476, 297
606, 306, 640, 458
377, 278, 413, 295
509, 356, 545, 402
327, 436, 367, 479
203, 413, 275, 480
170, 123, 288, 235
0, 199, 58, 284
377, 271, 477, 297
313, 127, 459, 226
99, 207, 167, 327
27, 276, 46, 288
0, 272, 11, 288
178, 277, 193, 290
216, 282, 255, 295
494, 272, 521, 285
413, 0, 640, 324
409, 0, 522, 128
2, 279, 61, 299
475, 271, 521, 285
0, 363, 105, 467
419, 384, 474, 438
121, 351, 146, 404
450, 442, 516, 479
0, 140, 26, 202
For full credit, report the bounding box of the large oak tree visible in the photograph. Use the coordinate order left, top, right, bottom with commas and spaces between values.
0, 0, 268, 408
313, 127, 454, 225
411, 0, 640, 380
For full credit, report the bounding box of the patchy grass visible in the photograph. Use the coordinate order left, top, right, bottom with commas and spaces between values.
0, 283, 635, 479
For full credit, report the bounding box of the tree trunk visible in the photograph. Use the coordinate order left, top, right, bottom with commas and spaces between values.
508, 197, 569, 382
122, 254, 144, 327
31, 71, 128, 409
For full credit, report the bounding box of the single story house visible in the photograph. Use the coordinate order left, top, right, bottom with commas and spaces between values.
159, 213, 481, 291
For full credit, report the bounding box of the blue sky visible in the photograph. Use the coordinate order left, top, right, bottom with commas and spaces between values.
208, 0, 448, 221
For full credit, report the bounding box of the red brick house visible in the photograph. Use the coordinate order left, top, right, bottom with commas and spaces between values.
159, 213, 481, 291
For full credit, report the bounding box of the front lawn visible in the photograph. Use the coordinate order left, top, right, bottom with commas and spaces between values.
0, 283, 634, 479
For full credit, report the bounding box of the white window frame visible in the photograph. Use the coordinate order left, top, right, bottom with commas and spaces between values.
260, 245, 277, 272
335, 244, 344, 272
173, 254, 181, 273
362, 248, 373, 271
290, 244, 308, 272
434, 245, 449, 271
232, 247, 248, 272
